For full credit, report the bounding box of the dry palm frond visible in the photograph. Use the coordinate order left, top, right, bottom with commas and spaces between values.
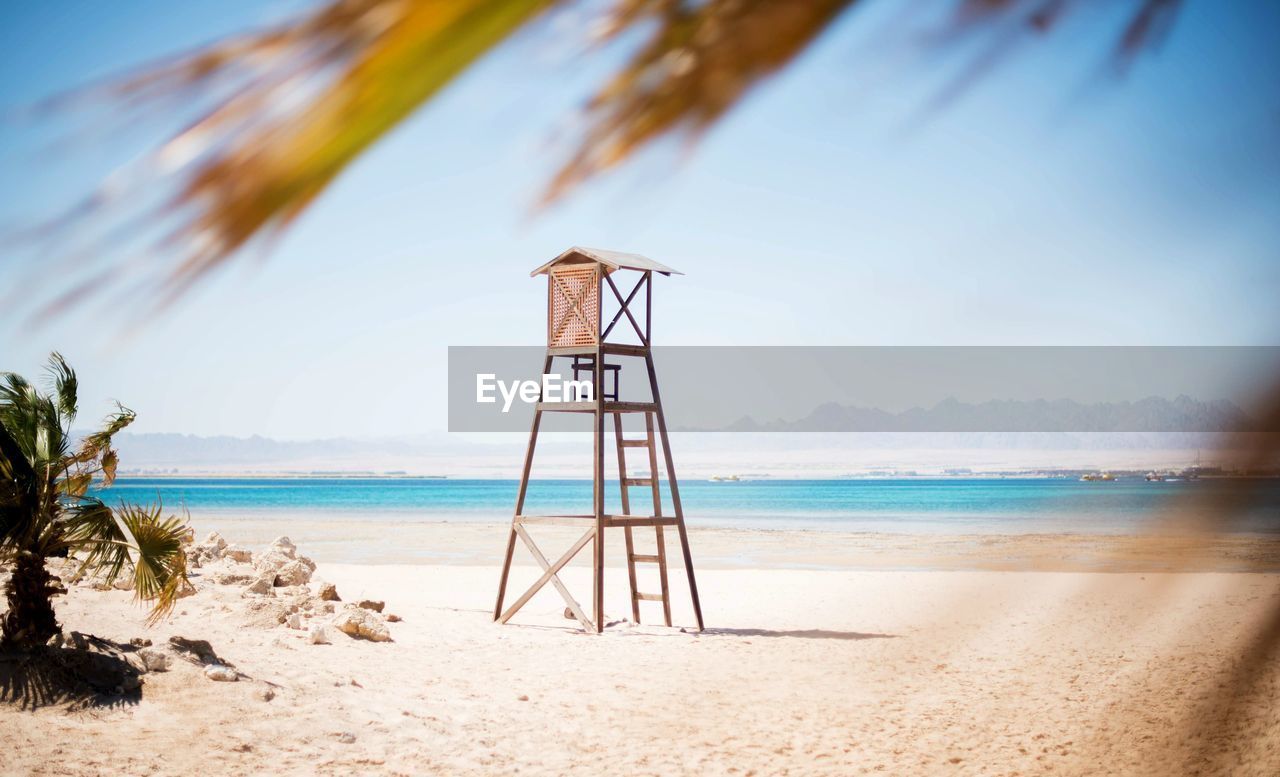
542, 0, 855, 202
68, 403, 135, 486
9, 0, 1177, 319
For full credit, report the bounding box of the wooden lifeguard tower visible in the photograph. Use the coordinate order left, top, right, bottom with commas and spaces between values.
492, 247, 704, 633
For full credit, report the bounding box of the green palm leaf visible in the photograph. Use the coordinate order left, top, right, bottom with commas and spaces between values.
64, 496, 132, 584
0, 424, 39, 556
0, 374, 39, 464
43, 351, 78, 420
63, 498, 191, 622
115, 503, 191, 623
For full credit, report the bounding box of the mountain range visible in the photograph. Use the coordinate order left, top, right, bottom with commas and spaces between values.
682, 395, 1259, 433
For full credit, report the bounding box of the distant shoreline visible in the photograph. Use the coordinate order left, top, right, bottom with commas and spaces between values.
112, 471, 1279, 480
116, 472, 451, 479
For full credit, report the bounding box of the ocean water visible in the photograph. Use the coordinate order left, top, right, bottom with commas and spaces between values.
91, 477, 1280, 535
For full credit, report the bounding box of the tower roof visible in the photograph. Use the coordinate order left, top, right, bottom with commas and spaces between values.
530, 246, 682, 277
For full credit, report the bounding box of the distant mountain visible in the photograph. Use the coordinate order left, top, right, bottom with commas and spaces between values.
683, 395, 1257, 433
80, 425, 1254, 478
89, 396, 1264, 476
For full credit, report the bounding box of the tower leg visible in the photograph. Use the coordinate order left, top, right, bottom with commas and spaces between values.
671, 511, 703, 631
645, 353, 704, 631
494, 354, 551, 621
654, 526, 673, 627
493, 527, 517, 622
592, 348, 606, 633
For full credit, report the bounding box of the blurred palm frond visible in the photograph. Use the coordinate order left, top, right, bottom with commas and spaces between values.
542, 0, 855, 202
13, 0, 1177, 315
24, 0, 556, 316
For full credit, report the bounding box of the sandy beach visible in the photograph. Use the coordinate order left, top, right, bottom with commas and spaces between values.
3, 526, 1278, 776
4, 1, 1278, 775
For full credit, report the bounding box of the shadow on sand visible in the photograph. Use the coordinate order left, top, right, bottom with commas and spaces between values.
0, 642, 143, 711
490, 615, 900, 640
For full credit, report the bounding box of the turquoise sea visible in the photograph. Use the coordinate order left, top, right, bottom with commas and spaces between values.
92, 477, 1280, 535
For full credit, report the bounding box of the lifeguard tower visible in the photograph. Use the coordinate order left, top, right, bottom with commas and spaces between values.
492, 247, 704, 633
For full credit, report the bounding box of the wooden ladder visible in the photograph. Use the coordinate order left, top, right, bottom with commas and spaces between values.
612, 410, 673, 626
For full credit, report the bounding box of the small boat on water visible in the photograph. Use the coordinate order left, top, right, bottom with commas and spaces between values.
1147, 469, 1197, 483
709, 475, 741, 482
1081, 472, 1117, 482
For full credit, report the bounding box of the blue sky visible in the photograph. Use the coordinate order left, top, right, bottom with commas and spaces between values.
1, 0, 1278, 439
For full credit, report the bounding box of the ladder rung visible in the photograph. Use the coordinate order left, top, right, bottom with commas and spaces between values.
619, 439, 651, 448
535, 400, 656, 414
634, 593, 665, 602
603, 516, 678, 527
629, 554, 661, 563
515, 514, 595, 526
623, 478, 653, 487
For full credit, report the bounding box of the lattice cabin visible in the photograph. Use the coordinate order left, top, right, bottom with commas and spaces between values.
531, 246, 682, 349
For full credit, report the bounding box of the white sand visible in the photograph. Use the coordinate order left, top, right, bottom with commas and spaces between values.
4, 533, 1279, 775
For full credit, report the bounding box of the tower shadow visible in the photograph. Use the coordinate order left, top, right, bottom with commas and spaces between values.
700, 627, 898, 641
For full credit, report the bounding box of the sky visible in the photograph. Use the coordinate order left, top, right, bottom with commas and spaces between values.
1, 0, 1278, 440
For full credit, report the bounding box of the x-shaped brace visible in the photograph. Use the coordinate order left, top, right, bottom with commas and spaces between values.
550, 272, 596, 344
602, 273, 648, 344
498, 525, 596, 631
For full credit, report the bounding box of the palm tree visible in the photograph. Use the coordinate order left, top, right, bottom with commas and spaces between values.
0, 353, 189, 651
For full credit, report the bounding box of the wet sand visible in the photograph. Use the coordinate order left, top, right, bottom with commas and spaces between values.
187, 516, 1280, 572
